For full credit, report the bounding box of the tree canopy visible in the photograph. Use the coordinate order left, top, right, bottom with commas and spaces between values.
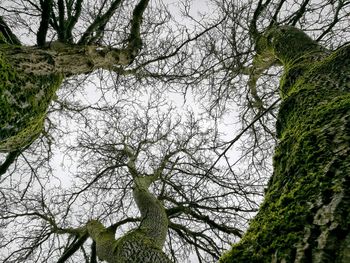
1, 0, 350, 262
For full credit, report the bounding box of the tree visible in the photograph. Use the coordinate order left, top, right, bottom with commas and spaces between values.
0, 90, 252, 262
221, 25, 350, 263
1, 0, 350, 262
0, 0, 149, 152
215, 1, 350, 262
86, 169, 172, 263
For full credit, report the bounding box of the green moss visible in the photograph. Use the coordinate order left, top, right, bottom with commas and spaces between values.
221, 28, 350, 262
0, 33, 8, 44
256, 26, 328, 99
258, 26, 324, 65
0, 43, 63, 152
87, 220, 172, 263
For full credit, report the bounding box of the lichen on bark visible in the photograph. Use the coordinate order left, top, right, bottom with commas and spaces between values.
87, 177, 172, 263
0, 38, 63, 152
220, 26, 350, 262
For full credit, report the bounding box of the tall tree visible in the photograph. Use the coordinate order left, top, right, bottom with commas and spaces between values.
84, 157, 171, 262
0, 91, 248, 262
216, 0, 350, 261
221, 24, 350, 263
0, 0, 149, 152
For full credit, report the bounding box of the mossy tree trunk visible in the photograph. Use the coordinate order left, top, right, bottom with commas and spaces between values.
0, 40, 63, 152
0, 39, 142, 153
0, 0, 149, 154
86, 146, 172, 263
86, 177, 172, 263
221, 26, 350, 262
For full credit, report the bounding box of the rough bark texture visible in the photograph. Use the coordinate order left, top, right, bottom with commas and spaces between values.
1, 42, 133, 76
0, 35, 63, 152
87, 177, 172, 263
220, 26, 350, 262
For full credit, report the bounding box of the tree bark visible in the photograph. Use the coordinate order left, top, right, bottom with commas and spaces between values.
0, 37, 136, 152
220, 26, 350, 262
1, 43, 136, 76
0, 41, 63, 152
87, 177, 172, 263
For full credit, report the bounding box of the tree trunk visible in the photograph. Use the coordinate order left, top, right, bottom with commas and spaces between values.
0, 35, 136, 152
87, 177, 172, 263
0, 40, 63, 152
220, 26, 350, 262
1, 42, 134, 76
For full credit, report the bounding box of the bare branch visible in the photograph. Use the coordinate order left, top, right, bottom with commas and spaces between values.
37, 0, 53, 46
